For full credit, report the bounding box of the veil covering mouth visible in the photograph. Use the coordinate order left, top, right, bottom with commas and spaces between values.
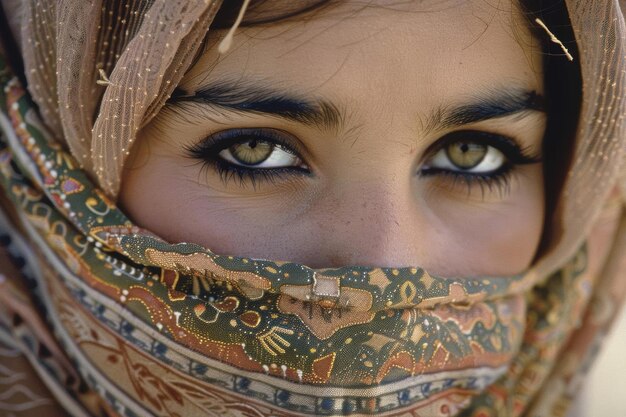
0, 0, 624, 416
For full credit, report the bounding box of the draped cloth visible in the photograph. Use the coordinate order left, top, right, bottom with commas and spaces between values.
0, 1, 624, 416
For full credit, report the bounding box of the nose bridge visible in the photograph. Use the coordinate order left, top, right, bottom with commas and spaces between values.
314, 179, 423, 268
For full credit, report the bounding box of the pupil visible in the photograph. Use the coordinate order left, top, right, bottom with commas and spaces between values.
249, 139, 257, 149
460, 143, 469, 153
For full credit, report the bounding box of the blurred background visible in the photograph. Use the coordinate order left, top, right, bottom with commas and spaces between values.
588, 305, 626, 415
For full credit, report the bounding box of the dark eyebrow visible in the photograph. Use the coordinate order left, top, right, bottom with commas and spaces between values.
428, 88, 545, 133
168, 82, 342, 131
168, 81, 544, 133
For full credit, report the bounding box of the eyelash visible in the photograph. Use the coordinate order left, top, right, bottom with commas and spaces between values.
185, 128, 311, 189
418, 130, 541, 196
184, 128, 541, 193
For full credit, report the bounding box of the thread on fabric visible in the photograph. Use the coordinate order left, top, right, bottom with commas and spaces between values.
535, 18, 574, 61
95, 69, 111, 86
218, 0, 251, 54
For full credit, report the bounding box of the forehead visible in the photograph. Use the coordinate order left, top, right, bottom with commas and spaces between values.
181, 0, 542, 107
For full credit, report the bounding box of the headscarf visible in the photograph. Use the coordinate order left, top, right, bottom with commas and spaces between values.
0, 1, 624, 417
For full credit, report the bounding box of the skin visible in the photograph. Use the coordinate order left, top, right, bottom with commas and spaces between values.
120, 0, 546, 277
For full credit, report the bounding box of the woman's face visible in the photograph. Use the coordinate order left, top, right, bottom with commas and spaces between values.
120, 0, 546, 277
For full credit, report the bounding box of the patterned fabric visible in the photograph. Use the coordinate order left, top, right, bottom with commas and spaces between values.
0, 308, 69, 417
0, 46, 616, 417
0, 1, 625, 416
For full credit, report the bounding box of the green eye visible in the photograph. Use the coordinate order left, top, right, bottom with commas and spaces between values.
227, 139, 275, 166
217, 136, 302, 169
445, 141, 488, 169
426, 140, 505, 174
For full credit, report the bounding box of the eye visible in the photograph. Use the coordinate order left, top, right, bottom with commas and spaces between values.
184, 128, 310, 188
421, 130, 538, 176
425, 140, 505, 173
219, 137, 301, 168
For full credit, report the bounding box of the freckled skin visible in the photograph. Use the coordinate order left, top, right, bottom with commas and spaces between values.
120, 0, 546, 277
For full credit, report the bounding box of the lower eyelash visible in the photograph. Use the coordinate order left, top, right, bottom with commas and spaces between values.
203, 158, 307, 190
207, 157, 517, 198
419, 165, 516, 199
204, 157, 519, 193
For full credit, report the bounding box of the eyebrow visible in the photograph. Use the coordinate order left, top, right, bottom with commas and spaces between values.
168, 81, 545, 132
432, 88, 545, 132
169, 82, 342, 130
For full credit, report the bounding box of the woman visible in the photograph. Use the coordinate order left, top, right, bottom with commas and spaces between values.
0, 0, 624, 416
